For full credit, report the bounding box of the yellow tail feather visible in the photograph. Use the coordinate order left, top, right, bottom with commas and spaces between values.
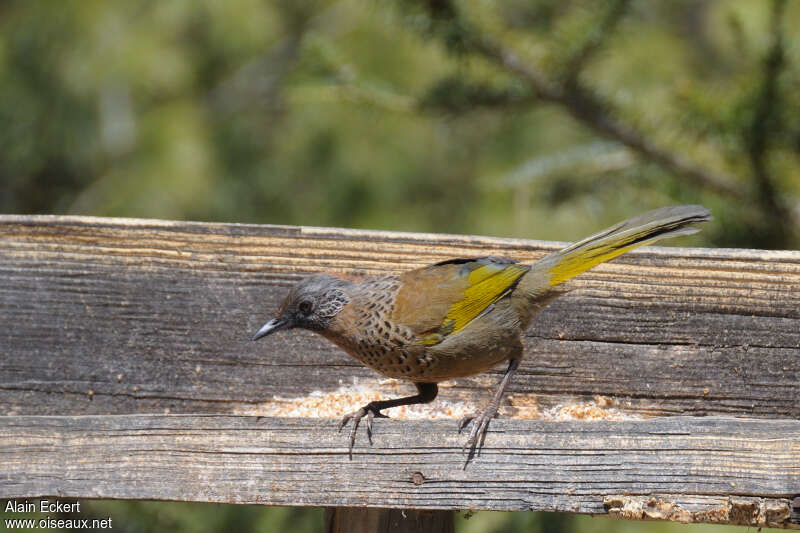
545, 205, 711, 288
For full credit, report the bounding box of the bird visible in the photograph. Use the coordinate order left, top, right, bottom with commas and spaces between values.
252, 205, 710, 458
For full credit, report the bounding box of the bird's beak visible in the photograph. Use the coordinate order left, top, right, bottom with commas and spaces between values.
252, 317, 290, 341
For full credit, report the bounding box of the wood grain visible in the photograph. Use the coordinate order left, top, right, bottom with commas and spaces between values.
1, 215, 797, 418
1, 215, 798, 527
0, 415, 797, 527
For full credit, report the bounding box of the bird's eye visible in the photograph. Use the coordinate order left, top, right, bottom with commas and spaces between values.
298, 300, 313, 314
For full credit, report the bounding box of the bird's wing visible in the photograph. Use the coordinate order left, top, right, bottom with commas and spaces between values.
392, 257, 530, 345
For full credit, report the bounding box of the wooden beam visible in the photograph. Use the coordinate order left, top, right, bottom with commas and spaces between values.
1, 215, 798, 528
1, 415, 797, 528
0, 215, 798, 419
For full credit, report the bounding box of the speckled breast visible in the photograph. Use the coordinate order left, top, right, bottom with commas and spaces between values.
325, 276, 439, 381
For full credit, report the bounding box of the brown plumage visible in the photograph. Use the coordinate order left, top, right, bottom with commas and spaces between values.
253, 205, 711, 458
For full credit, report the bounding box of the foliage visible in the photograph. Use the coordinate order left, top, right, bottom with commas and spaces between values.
2, 0, 798, 246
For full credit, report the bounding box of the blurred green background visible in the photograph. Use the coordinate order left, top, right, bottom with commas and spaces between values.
1, 0, 797, 531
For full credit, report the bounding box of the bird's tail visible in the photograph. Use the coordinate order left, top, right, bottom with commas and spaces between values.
520, 205, 711, 296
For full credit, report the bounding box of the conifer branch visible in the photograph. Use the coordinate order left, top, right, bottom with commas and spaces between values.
745, 0, 791, 245
472, 36, 747, 199
561, 0, 632, 82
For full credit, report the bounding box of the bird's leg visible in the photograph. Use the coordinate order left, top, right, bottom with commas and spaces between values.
338, 382, 438, 458
459, 358, 520, 457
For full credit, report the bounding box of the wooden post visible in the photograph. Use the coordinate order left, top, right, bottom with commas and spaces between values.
325, 508, 454, 533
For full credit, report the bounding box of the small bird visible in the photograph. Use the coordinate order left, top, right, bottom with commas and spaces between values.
253, 205, 710, 457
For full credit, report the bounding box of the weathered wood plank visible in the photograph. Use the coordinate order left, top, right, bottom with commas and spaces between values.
1, 215, 797, 419
0, 415, 797, 528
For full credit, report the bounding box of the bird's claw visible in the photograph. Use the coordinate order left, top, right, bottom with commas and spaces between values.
457, 413, 477, 433
457, 406, 498, 458
338, 404, 388, 458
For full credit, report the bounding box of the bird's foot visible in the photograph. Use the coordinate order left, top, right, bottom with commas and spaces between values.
338, 403, 389, 458
458, 403, 500, 459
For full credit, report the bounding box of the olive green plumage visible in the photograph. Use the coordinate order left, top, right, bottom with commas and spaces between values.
253, 205, 711, 457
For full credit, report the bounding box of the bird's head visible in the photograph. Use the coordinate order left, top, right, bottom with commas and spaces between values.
252, 274, 351, 340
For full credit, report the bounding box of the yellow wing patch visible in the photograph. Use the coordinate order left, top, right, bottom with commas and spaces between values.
421, 262, 529, 345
